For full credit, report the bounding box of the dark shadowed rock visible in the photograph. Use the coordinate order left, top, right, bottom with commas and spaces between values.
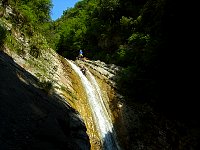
0, 51, 91, 150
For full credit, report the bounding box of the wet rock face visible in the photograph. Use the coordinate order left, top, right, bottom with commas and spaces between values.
0, 51, 91, 150
76, 59, 200, 150
80, 60, 122, 89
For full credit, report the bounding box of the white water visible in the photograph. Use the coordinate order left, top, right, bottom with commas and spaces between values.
67, 59, 120, 150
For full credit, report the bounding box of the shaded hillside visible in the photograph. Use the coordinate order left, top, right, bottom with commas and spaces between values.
79, 59, 199, 150
0, 51, 90, 150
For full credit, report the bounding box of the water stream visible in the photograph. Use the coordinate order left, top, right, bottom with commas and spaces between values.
67, 59, 120, 150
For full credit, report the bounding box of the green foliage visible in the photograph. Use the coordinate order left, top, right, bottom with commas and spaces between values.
39, 22, 60, 50
115, 30, 160, 106
55, 9, 88, 59
0, 19, 24, 55
128, 33, 151, 47
114, 32, 152, 66
98, 0, 120, 21
41, 0, 175, 113
35, 0, 52, 22
6, 0, 52, 37
5, 32, 26, 56
115, 44, 129, 65
18, 4, 37, 25
19, 0, 52, 23
29, 33, 49, 58
0, 23, 7, 46
39, 80, 53, 94
30, 45, 40, 58
120, 16, 133, 27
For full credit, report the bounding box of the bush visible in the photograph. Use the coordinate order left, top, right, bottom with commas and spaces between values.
30, 45, 40, 58
0, 24, 7, 46
39, 80, 53, 93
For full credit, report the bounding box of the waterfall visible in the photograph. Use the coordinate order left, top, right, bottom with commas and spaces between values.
67, 59, 120, 150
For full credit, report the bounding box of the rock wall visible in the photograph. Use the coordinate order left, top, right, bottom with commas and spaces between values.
74, 59, 199, 150
0, 51, 91, 150
0, 4, 91, 149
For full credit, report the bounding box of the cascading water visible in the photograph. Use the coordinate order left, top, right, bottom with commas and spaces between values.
67, 59, 120, 150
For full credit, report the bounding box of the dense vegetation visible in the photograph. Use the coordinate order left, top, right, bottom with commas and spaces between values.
1, 0, 198, 122
49, 2, 199, 142
0, 0, 53, 57
1, 1, 50, 42
43, 0, 198, 123
45, 0, 159, 109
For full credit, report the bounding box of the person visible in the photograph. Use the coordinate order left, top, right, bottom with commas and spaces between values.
80, 65, 86, 75
79, 50, 83, 60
